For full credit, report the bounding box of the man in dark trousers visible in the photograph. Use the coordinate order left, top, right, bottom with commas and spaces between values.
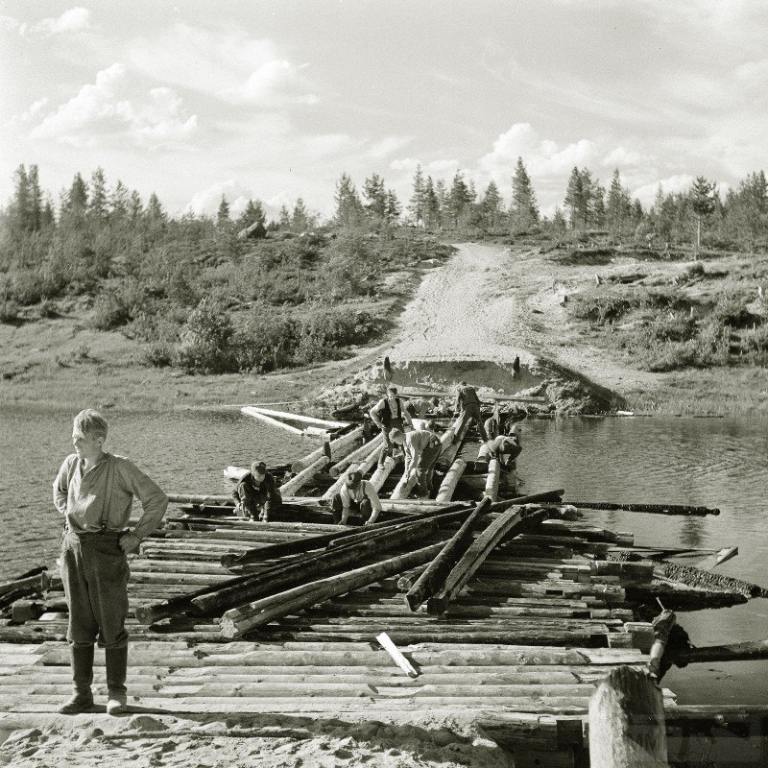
53, 409, 168, 715
233, 460, 283, 522
454, 381, 488, 440
369, 385, 413, 448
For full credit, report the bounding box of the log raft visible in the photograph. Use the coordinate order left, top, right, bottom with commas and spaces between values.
0, 404, 755, 761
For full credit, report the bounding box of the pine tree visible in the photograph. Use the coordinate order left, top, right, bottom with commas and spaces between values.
239, 199, 265, 229
144, 192, 166, 236
593, 184, 606, 228
690, 176, 717, 256
129, 190, 143, 221
606, 169, 632, 236
564, 167, 584, 229
216, 195, 230, 226
448, 171, 471, 228
27, 165, 43, 232
334, 173, 363, 228
363, 173, 387, 222
423, 176, 441, 230
408, 164, 426, 226
11, 164, 30, 234
88, 167, 108, 221
109, 180, 130, 221
278, 204, 291, 229
384, 189, 401, 225
292, 198, 310, 231
480, 180, 504, 232
61, 172, 88, 223
41, 196, 55, 229
510, 157, 539, 232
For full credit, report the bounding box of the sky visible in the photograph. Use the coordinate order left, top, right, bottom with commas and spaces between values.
1, 0, 767, 219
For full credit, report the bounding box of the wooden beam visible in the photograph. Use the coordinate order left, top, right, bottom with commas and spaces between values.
406, 498, 491, 612
240, 406, 305, 435
427, 505, 548, 614
291, 427, 364, 473
244, 406, 350, 429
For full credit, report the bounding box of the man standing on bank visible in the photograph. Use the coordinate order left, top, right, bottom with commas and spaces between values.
53, 409, 168, 715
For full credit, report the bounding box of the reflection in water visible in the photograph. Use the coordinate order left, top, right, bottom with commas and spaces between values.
680, 515, 705, 548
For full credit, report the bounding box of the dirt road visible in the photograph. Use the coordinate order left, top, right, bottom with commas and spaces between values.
387, 242, 656, 400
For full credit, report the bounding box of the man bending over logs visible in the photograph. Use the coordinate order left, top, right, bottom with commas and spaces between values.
390, 427, 443, 498
331, 466, 382, 525
53, 408, 168, 715
478, 427, 523, 472
234, 460, 283, 522
455, 381, 488, 440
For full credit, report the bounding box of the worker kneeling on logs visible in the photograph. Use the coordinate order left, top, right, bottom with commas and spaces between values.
331, 466, 382, 525
233, 461, 283, 522
390, 426, 442, 498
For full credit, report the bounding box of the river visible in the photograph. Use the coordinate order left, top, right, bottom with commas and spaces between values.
1, 404, 767, 704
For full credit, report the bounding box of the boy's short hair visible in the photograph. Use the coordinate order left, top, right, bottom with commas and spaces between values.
73, 409, 108, 440
251, 460, 268, 476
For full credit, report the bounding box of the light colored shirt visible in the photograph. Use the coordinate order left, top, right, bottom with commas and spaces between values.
404, 430, 441, 472
339, 480, 381, 514
53, 452, 168, 542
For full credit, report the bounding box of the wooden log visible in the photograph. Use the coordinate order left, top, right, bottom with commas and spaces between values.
220, 542, 447, 637
369, 456, 397, 492
390, 471, 418, 500
438, 413, 471, 467
240, 406, 304, 435
191, 519, 443, 616
0, 571, 50, 598
435, 459, 466, 502
428, 506, 549, 614
291, 427, 364, 473
243, 406, 350, 429
406, 498, 491, 611
487, 489, 565, 511
221, 502, 466, 567
328, 434, 384, 478
588, 665, 668, 767
679, 638, 768, 664
484, 458, 500, 502
279, 455, 330, 496
563, 500, 719, 517
656, 562, 768, 598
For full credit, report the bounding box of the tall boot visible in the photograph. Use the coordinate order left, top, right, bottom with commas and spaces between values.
105, 646, 128, 715
58, 645, 94, 714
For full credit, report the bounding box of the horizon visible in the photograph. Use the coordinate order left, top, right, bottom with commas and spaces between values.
1, 0, 766, 219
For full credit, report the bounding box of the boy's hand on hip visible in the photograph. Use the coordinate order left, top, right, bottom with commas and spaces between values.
119, 532, 141, 554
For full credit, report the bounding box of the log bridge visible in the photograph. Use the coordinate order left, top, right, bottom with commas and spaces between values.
0, 405, 764, 765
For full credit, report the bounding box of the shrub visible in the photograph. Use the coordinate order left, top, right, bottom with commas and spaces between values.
711, 291, 762, 329
175, 298, 237, 374
11, 269, 44, 305
0, 299, 19, 324
38, 299, 57, 318
91, 293, 131, 330
235, 313, 297, 373
568, 289, 632, 324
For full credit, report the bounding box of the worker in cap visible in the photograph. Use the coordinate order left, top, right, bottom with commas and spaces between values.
330, 464, 382, 525
233, 460, 283, 522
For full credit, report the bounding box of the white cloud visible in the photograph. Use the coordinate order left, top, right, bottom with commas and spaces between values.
478, 123, 598, 180
185, 180, 256, 218
632, 174, 695, 207
128, 24, 318, 107
366, 136, 412, 160
602, 146, 645, 168
30, 64, 197, 149
31, 7, 90, 37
